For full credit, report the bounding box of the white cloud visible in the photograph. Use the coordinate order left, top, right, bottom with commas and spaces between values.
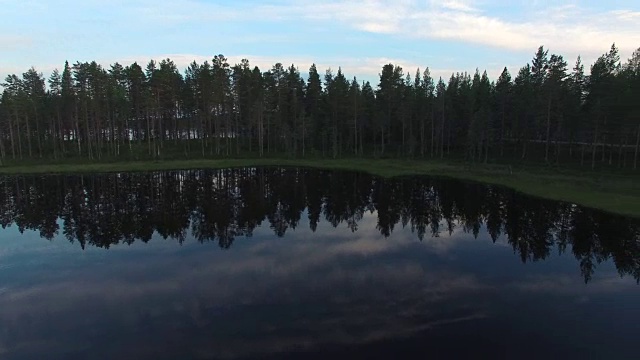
0, 213, 491, 358
439, 0, 479, 13
511, 274, 635, 295
202, 1, 638, 62
298, 1, 639, 59
610, 9, 640, 21
0, 34, 32, 50
124, 0, 640, 70
3, 0, 637, 83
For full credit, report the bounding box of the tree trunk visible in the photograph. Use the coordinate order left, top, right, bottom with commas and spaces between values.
545, 97, 551, 162
484, 130, 489, 164
500, 104, 505, 157
402, 118, 405, 156
359, 122, 363, 156
155, 101, 161, 158
634, 124, 639, 170
16, 114, 23, 160
125, 109, 132, 155
235, 105, 240, 156
420, 115, 425, 157
56, 107, 64, 157
146, 109, 152, 157
592, 122, 599, 170
440, 104, 445, 159
8, 111, 16, 159
212, 107, 217, 156
33, 106, 42, 158
617, 136, 624, 168
225, 110, 231, 156
51, 111, 58, 160
447, 120, 451, 156
430, 108, 435, 158
332, 119, 337, 159
25, 114, 33, 158
157, 94, 163, 155
75, 102, 81, 156
569, 137, 573, 158
608, 139, 613, 166
200, 113, 205, 157
380, 126, 385, 156
259, 102, 264, 158
85, 100, 92, 160
0, 128, 5, 161
248, 110, 253, 155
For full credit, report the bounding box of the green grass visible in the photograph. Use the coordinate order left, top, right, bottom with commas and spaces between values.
1, 157, 639, 218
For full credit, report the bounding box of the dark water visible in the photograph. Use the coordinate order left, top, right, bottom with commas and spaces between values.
0, 168, 639, 360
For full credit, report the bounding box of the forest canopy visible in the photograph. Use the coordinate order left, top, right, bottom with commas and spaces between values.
1, 44, 639, 170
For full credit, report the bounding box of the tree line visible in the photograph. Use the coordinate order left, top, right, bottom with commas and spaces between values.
1, 44, 639, 169
1, 168, 639, 283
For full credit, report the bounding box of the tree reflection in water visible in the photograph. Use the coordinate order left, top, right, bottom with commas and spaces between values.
0, 167, 638, 283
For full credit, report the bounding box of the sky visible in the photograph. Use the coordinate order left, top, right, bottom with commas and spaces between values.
1, 0, 640, 84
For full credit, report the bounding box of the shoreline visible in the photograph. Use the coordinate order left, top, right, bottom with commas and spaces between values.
0, 158, 638, 218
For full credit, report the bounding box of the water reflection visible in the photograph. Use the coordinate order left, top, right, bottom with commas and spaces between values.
0, 168, 639, 359
1, 168, 638, 284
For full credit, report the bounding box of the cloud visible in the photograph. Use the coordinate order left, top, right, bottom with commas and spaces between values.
119, 0, 640, 70
439, 0, 479, 13
0, 34, 32, 50
2, 0, 637, 84
511, 274, 635, 295
296, 1, 639, 58
172, 0, 637, 61
0, 214, 490, 358
611, 9, 640, 21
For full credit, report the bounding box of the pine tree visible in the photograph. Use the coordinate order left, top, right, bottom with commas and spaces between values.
495, 67, 512, 157
305, 64, 322, 155
544, 54, 568, 162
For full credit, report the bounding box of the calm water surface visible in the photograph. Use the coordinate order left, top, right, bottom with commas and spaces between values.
0, 168, 639, 359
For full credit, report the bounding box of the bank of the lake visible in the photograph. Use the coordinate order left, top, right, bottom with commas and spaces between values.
0, 158, 638, 218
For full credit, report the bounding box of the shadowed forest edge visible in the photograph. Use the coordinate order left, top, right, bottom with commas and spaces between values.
1, 44, 639, 170
2, 44, 639, 216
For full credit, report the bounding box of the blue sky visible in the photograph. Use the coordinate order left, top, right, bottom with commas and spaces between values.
1, 0, 639, 83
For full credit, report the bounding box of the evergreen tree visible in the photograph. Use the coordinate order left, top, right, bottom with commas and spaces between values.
305, 64, 322, 154
495, 67, 512, 157
0, 44, 637, 172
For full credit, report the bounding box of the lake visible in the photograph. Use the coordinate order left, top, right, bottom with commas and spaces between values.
0, 168, 638, 359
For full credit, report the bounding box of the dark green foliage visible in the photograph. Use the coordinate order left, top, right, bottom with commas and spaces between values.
1, 45, 639, 170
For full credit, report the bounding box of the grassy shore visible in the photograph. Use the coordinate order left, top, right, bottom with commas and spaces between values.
1, 157, 639, 218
